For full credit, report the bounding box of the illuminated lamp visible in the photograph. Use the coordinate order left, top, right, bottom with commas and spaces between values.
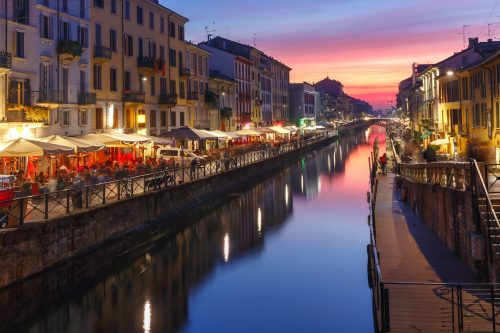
137, 114, 146, 124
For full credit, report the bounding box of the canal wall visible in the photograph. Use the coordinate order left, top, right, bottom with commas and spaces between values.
399, 177, 487, 279
0, 134, 346, 289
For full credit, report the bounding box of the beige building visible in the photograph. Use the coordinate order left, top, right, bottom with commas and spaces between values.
209, 71, 237, 131
90, 0, 187, 135
184, 43, 211, 129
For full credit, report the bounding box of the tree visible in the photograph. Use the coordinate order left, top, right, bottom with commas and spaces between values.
220, 107, 233, 131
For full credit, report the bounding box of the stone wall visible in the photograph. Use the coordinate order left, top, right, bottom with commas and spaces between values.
400, 178, 489, 279
0, 136, 337, 289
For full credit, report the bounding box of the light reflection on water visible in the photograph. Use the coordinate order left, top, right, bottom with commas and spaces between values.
8, 125, 387, 333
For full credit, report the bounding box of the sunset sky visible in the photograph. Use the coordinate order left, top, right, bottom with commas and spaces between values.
165, 0, 500, 109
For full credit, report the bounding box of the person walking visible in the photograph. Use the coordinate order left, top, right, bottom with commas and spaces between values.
379, 153, 388, 175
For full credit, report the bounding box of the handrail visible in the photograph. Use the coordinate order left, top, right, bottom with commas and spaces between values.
472, 159, 500, 230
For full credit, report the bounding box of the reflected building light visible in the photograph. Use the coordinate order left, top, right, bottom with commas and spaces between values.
285, 184, 289, 207
327, 155, 331, 172
333, 154, 336, 168
301, 175, 304, 193
365, 129, 369, 141
318, 177, 322, 193
257, 208, 262, 234
224, 233, 230, 262
143, 300, 151, 333
339, 145, 343, 161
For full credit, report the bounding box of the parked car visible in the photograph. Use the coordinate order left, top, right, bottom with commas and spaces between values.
156, 147, 205, 166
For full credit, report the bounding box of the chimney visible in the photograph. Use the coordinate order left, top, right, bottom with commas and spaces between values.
468, 37, 479, 48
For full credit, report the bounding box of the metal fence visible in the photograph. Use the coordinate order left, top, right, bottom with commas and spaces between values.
399, 162, 472, 191
0, 132, 335, 228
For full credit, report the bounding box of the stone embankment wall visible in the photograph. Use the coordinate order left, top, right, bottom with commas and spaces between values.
0, 136, 340, 289
399, 178, 487, 279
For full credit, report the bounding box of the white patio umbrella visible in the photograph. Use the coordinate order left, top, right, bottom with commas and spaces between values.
0, 138, 74, 157
429, 138, 449, 146
39, 135, 105, 153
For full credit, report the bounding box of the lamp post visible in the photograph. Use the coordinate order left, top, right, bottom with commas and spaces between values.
220, 91, 225, 130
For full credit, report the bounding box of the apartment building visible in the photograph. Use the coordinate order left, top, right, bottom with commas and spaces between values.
209, 70, 237, 131
270, 58, 291, 124
289, 82, 318, 124
184, 43, 211, 129
90, 0, 187, 135
259, 55, 272, 125
0, 0, 93, 140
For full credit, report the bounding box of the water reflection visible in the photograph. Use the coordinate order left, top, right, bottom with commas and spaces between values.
0, 125, 386, 333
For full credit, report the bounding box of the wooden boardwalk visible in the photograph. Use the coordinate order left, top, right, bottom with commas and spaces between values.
374, 174, 498, 333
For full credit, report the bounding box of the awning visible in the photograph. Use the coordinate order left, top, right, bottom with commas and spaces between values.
0, 138, 74, 156
78, 133, 151, 147
236, 129, 262, 136
136, 134, 173, 146
255, 127, 275, 134
269, 126, 291, 135
303, 126, 317, 131
163, 126, 218, 140
211, 130, 238, 139
39, 135, 105, 153
202, 130, 229, 139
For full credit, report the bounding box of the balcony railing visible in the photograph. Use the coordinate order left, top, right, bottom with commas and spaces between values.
159, 94, 177, 106
179, 67, 191, 77
188, 92, 198, 100
57, 40, 83, 60
93, 46, 112, 62
0, 51, 12, 71
78, 92, 97, 105
37, 90, 66, 104
123, 91, 145, 103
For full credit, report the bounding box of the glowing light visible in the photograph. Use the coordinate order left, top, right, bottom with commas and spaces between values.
301, 175, 304, 193
257, 207, 262, 233
6, 127, 34, 140
137, 114, 146, 124
107, 103, 114, 128
497, 147, 500, 163
285, 184, 289, 207
143, 300, 151, 333
223, 233, 230, 262
446, 70, 454, 76
318, 177, 322, 193
327, 155, 331, 172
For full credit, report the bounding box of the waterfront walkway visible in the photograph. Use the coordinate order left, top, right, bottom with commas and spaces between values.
373, 174, 496, 333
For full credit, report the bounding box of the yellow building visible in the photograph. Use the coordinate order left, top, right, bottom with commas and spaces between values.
184, 43, 211, 129
90, 0, 187, 135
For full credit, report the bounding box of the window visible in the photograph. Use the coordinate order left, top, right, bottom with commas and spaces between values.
160, 17, 164, 33
139, 74, 145, 93
473, 104, 480, 128
110, 29, 116, 52
14, 0, 29, 25
160, 46, 165, 61
80, 109, 88, 126
160, 111, 167, 127
62, 21, 71, 40
80, 0, 85, 18
62, 0, 68, 13
160, 78, 167, 95
170, 111, 176, 127
496, 101, 500, 129
95, 108, 104, 129
125, 0, 130, 19
125, 71, 131, 90
137, 110, 146, 129
178, 25, 184, 41
95, 23, 101, 47
137, 6, 143, 25
169, 48, 176, 67
149, 12, 154, 30
93, 64, 102, 90
138, 38, 143, 57
62, 109, 70, 126
180, 112, 185, 126
111, 0, 116, 13
94, 0, 104, 8
179, 81, 185, 99
79, 69, 85, 92
77, 26, 89, 48
15, 31, 25, 58
62, 68, 69, 102
169, 80, 176, 95
482, 103, 488, 128
150, 110, 157, 128
169, 21, 175, 38
39, 15, 53, 39
124, 34, 133, 56
150, 76, 155, 96
110, 68, 117, 91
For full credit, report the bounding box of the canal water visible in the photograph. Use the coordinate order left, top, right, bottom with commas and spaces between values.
2, 125, 386, 333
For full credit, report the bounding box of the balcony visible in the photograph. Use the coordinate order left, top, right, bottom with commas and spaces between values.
137, 56, 164, 74
78, 92, 97, 105
159, 94, 177, 106
123, 91, 145, 104
93, 46, 112, 63
5, 108, 49, 123
0, 51, 12, 74
179, 67, 191, 78
57, 40, 83, 61
37, 90, 66, 105
188, 92, 198, 100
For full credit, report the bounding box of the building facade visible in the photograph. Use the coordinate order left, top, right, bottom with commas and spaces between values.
208, 70, 237, 131
184, 43, 210, 129
289, 82, 318, 124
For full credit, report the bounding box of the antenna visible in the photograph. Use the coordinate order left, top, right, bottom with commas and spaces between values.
253, 33, 257, 47
487, 22, 500, 39
460, 25, 472, 49
205, 22, 216, 41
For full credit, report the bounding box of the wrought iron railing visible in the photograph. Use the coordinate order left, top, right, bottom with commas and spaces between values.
399, 162, 472, 190
0, 51, 12, 69
0, 131, 336, 228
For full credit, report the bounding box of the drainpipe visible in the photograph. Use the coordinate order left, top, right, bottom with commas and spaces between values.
166, 13, 173, 132
121, 0, 125, 129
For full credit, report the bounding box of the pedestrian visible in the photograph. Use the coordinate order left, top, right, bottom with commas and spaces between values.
379, 153, 388, 175
190, 158, 198, 180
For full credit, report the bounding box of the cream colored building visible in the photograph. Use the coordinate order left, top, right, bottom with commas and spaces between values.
90, 0, 187, 135
209, 71, 237, 131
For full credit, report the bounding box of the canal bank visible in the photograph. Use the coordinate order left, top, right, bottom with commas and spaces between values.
0, 123, 374, 290
1, 124, 377, 333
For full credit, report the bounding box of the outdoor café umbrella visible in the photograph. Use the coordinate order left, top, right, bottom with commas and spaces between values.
235, 129, 261, 136
430, 138, 449, 146
0, 138, 74, 157
78, 133, 151, 147
163, 126, 218, 140
40, 135, 105, 153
